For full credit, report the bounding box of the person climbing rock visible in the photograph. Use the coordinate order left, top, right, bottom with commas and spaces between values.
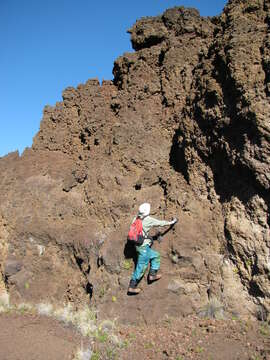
128, 203, 178, 294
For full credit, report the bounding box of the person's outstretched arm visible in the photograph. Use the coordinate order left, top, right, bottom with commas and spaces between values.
146, 216, 177, 228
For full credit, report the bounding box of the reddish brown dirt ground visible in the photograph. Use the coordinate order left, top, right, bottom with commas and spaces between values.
0, 312, 270, 360
117, 316, 270, 360
0, 313, 85, 360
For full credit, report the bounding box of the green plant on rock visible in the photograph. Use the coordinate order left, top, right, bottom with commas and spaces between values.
91, 352, 101, 360
144, 341, 154, 349
106, 348, 117, 360
245, 258, 252, 267
120, 339, 129, 349
163, 315, 173, 325
259, 322, 269, 336
121, 259, 132, 270
18, 306, 27, 315
95, 329, 108, 343
128, 332, 136, 340
98, 287, 106, 298
195, 346, 204, 353
250, 355, 261, 360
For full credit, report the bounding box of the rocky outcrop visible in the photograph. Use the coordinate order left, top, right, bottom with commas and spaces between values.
173, 0, 270, 317
0, 0, 269, 322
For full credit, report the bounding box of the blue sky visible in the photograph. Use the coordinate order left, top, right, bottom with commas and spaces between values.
0, 0, 227, 157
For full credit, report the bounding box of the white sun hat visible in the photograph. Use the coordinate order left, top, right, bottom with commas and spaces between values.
138, 203, 151, 217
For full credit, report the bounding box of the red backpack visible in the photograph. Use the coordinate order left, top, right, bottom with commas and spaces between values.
127, 218, 144, 245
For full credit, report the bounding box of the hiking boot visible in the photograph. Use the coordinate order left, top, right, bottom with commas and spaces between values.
127, 287, 142, 294
148, 273, 162, 282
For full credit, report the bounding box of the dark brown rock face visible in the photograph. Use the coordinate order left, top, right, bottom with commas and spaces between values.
0, 0, 269, 322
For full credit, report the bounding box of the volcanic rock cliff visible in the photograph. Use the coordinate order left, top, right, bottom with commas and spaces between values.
0, 0, 269, 323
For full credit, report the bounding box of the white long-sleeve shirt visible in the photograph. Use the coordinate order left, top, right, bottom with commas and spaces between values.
137, 215, 172, 247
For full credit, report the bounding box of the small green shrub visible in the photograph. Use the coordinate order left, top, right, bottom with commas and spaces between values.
98, 287, 105, 298
91, 352, 101, 360
259, 323, 269, 336
195, 346, 204, 353
120, 339, 129, 348
95, 330, 108, 343
106, 348, 116, 360
128, 332, 136, 340
122, 259, 132, 270
245, 259, 252, 267
144, 342, 154, 349
17, 303, 33, 315
250, 355, 261, 360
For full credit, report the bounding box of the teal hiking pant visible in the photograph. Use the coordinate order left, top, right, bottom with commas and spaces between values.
131, 245, 160, 283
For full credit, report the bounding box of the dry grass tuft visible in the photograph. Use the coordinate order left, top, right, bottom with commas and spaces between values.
0, 292, 10, 313
73, 344, 92, 360
198, 298, 225, 320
